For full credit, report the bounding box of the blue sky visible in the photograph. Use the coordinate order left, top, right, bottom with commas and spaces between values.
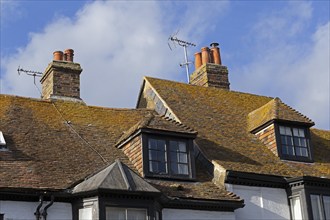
0, 0, 329, 129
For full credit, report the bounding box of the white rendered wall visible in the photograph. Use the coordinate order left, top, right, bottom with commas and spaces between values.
162, 208, 235, 220
0, 200, 72, 220
226, 184, 290, 220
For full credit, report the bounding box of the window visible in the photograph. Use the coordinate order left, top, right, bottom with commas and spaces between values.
278, 125, 311, 161
311, 194, 330, 220
290, 196, 303, 220
106, 207, 147, 220
148, 138, 189, 176
144, 135, 194, 179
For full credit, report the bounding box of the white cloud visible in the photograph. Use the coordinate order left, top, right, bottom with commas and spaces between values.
1, 1, 228, 107
0, 0, 24, 28
232, 2, 329, 129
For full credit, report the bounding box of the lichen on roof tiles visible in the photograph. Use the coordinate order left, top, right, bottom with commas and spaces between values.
247, 97, 314, 132
144, 77, 330, 178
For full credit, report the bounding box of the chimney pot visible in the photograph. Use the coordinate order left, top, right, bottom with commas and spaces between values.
64, 49, 74, 62
210, 43, 221, 65
201, 47, 210, 65
194, 52, 202, 70
53, 51, 64, 61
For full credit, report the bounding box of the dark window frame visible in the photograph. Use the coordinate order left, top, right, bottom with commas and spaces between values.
142, 133, 196, 180
287, 178, 330, 220
274, 123, 313, 162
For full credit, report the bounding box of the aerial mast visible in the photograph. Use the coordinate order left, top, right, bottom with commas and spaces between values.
169, 36, 196, 83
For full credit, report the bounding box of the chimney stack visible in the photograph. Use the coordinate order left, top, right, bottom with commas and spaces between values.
190, 42, 229, 90
40, 49, 83, 101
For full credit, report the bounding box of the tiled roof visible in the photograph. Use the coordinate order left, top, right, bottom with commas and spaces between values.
0, 94, 239, 202
248, 97, 314, 132
0, 94, 152, 189
116, 111, 197, 147
143, 77, 330, 178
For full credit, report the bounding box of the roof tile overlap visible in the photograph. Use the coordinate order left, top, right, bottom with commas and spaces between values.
144, 77, 330, 178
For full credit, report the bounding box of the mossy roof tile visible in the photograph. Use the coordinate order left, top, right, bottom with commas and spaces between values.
0, 94, 238, 202
145, 77, 330, 178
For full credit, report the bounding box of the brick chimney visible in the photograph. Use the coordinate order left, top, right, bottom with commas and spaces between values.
40, 49, 83, 100
190, 43, 230, 90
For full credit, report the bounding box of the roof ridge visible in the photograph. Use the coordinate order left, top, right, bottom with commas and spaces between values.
145, 76, 274, 99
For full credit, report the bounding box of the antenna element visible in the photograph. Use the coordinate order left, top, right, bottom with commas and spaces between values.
168, 35, 196, 82
17, 66, 43, 97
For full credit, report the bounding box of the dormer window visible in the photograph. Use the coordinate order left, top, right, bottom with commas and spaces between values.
143, 135, 195, 180
277, 125, 312, 162
148, 138, 189, 176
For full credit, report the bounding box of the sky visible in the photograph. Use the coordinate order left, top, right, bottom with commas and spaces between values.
0, 0, 329, 130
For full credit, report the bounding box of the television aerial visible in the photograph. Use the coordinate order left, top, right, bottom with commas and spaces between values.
168, 32, 196, 83
17, 66, 43, 97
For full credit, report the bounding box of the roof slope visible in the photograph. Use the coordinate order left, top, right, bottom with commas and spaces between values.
0, 94, 154, 189
144, 77, 330, 178
0, 94, 241, 203
248, 97, 314, 132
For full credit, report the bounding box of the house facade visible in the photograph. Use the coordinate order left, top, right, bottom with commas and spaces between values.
0, 45, 329, 220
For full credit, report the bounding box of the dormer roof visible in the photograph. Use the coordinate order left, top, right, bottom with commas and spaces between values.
248, 97, 315, 132
116, 111, 197, 148
72, 160, 160, 194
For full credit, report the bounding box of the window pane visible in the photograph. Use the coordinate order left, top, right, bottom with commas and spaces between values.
298, 129, 305, 137
106, 207, 126, 220
279, 126, 286, 135
285, 127, 292, 135
157, 151, 166, 162
289, 145, 295, 155
149, 138, 166, 151
178, 164, 189, 175
324, 196, 330, 220
178, 141, 187, 152
170, 152, 178, 162
169, 141, 179, 152
149, 161, 167, 174
148, 139, 157, 150
149, 150, 157, 160
171, 162, 178, 174
127, 209, 147, 220
179, 152, 188, 163
311, 194, 323, 220
290, 197, 302, 220
156, 140, 166, 151
293, 128, 299, 137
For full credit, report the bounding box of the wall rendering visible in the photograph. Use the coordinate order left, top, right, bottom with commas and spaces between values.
0, 200, 72, 220
226, 184, 291, 220
162, 208, 235, 220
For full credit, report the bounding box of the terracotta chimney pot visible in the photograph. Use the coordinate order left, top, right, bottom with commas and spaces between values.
53, 51, 64, 61
194, 52, 202, 70
64, 49, 74, 62
210, 43, 221, 65
201, 47, 210, 65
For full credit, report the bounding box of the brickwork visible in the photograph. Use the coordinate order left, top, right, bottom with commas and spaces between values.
40, 61, 82, 100
122, 135, 144, 175
190, 63, 230, 90
255, 124, 278, 156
